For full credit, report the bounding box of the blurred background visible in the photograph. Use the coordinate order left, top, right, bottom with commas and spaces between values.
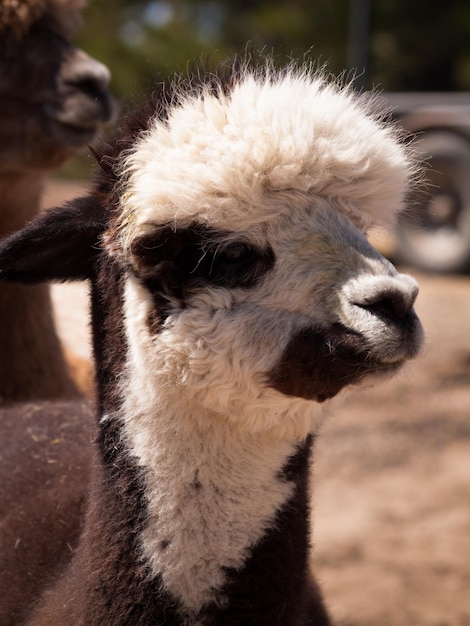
46, 2, 470, 624
60, 0, 470, 274
74, 0, 470, 100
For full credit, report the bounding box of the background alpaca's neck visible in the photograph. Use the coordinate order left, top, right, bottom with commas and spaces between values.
0, 173, 79, 403
0, 171, 44, 238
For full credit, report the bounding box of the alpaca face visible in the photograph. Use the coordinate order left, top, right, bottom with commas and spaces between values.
0, 0, 114, 172
120, 202, 422, 438
112, 69, 423, 437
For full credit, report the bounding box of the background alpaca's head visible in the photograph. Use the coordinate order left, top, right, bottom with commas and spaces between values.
0, 0, 114, 172
0, 0, 84, 38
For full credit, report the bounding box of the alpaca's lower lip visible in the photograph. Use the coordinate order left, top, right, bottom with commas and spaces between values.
56, 120, 99, 136
45, 118, 100, 146
53, 107, 112, 130
42, 107, 99, 136
44, 99, 115, 135
57, 117, 100, 131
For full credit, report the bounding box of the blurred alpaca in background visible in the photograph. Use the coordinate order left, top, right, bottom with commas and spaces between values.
0, 0, 113, 402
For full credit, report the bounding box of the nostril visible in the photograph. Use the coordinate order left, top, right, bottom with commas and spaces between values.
348, 275, 419, 323
61, 52, 111, 97
354, 280, 420, 321
357, 293, 410, 320
70, 76, 107, 100
65, 70, 110, 98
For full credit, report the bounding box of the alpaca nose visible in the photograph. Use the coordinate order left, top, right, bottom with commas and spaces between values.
352, 276, 419, 321
64, 50, 111, 97
341, 272, 423, 362
57, 48, 115, 127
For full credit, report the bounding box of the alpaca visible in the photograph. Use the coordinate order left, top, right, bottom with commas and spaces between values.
0, 0, 114, 402
0, 62, 423, 625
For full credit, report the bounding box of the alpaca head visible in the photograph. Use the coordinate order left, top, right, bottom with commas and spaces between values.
0, 0, 114, 172
0, 63, 423, 438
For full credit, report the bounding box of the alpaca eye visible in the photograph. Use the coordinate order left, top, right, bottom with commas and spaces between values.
219, 242, 251, 263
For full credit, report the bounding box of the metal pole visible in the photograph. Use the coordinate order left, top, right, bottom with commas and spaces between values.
348, 0, 371, 91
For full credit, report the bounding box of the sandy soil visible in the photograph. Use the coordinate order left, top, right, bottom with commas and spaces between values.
44, 179, 470, 626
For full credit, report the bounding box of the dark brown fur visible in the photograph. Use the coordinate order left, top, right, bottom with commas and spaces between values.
0, 400, 92, 625
0, 0, 84, 39
268, 320, 420, 403
267, 324, 390, 402
0, 0, 113, 403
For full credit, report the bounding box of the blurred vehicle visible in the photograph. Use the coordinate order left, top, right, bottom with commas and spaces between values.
384, 93, 470, 274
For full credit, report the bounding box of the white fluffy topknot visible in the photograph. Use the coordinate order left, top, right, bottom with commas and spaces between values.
115, 62, 417, 257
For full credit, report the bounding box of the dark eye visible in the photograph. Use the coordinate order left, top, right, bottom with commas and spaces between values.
218, 242, 252, 263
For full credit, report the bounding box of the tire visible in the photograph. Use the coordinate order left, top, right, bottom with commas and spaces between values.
395, 130, 470, 273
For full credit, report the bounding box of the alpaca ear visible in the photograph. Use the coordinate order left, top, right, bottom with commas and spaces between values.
0, 196, 107, 283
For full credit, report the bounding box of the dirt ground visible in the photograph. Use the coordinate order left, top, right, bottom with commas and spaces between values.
314, 273, 470, 626
45, 179, 470, 626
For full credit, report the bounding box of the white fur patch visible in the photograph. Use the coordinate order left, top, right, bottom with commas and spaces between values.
120, 276, 301, 613
139, 422, 296, 612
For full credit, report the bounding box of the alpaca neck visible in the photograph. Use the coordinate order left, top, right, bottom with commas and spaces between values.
0, 172, 79, 403
28, 267, 329, 624
0, 171, 43, 238
54, 408, 318, 625
121, 401, 302, 612
32, 266, 328, 624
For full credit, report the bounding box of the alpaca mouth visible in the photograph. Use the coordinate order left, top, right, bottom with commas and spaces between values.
45, 118, 102, 149
267, 323, 416, 403
41, 113, 106, 151
56, 118, 100, 135
44, 93, 115, 140
55, 99, 115, 128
